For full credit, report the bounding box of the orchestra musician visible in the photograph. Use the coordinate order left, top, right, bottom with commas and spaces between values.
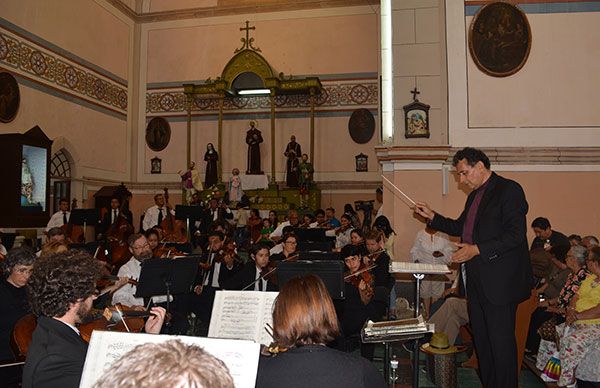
142, 193, 174, 232
45, 198, 70, 231
192, 231, 241, 332
0, 248, 35, 365
98, 197, 133, 239
22, 250, 165, 388
111, 234, 155, 307
326, 214, 354, 250
269, 233, 298, 263
222, 243, 277, 291
338, 245, 388, 360
363, 230, 393, 290
256, 275, 386, 388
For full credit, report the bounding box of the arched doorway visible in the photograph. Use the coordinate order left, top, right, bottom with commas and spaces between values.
50, 149, 72, 212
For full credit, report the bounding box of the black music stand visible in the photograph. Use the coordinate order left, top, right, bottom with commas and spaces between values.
299, 251, 341, 261
175, 205, 204, 240
135, 256, 200, 332
277, 260, 345, 300
292, 228, 327, 242
69, 209, 100, 243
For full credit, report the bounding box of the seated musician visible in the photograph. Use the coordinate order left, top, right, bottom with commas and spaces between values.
142, 193, 174, 232
309, 208, 327, 228
326, 214, 354, 251
0, 247, 35, 362
256, 274, 386, 388
269, 232, 298, 263
222, 243, 277, 291
22, 251, 165, 388
351, 229, 368, 256
45, 198, 70, 231
112, 234, 153, 308
145, 228, 160, 252
39, 240, 69, 259
46, 227, 66, 243
269, 210, 300, 241
192, 231, 241, 330
98, 196, 132, 239
94, 340, 234, 388
339, 245, 388, 360
364, 230, 393, 290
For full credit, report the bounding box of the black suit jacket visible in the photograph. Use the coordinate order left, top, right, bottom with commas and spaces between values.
22, 316, 88, 388
430, 172, 532, 305
200, 208, 233, 233
222, 262, 277, 291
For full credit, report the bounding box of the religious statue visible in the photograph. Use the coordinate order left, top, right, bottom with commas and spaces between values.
245, 121, 263, 174
284, 135, 301, 188
178, 161, 203, 204
21, 157, 34, 206
204, 143, 219, 188
298, 153, 314, 209
228, 168, 243, 203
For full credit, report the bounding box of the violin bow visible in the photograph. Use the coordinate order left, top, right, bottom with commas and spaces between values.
241, 253, 300, 291
381, 175, 416, 208
344, 264, 377, 281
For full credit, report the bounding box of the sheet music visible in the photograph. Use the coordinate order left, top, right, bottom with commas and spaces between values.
208, 290, 278, 346
389, 261, 450, 274
79, 331, 260, 388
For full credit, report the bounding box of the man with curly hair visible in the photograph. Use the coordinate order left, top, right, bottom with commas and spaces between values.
22, 251, 165, 388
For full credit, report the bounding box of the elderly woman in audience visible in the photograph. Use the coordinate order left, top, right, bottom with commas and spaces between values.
527, 245, 590, 354
256, 274, 386, 388
555, 246, 600, 386
0, 247, 36, 362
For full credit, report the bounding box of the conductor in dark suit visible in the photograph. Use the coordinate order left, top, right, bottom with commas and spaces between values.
414, 147, 532, 388
23, 251, 165, 388
222, 243, 277, 291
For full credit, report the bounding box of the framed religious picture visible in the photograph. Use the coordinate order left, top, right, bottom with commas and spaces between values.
150, 157, 162, 174
404, 100, 430, 139
469, 2, 531, 77
355, 153, 368, 172
145, 117, 171, 152
0, 72, 20, 123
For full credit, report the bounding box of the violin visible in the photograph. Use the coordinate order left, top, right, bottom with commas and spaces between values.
244, 253, 300, 290
153, 242, 187, 259
160, 188, 188, 244
363, 249, 386, 265
335, 224, 352, 236
96, 275, 138, 293
78, 304, 147, 342
344, 263, 377, 299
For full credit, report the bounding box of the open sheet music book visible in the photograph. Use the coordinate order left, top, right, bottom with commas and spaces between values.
389, 261, 451, 275
79, 331, 260, 388
209, 290, 278, 346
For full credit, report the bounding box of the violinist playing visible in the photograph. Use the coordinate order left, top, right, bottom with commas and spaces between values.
191, 231, 241, 333
364, 230, 393, 291
23, 250, 165, 388
326, 213, 354, 251
222, 243, 277, 291
338, 245, 388, 360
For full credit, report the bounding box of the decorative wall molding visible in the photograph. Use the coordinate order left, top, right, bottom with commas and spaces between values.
106, 0, 378, 23
376, 146, 600, 166
0, 25, 128, 117
146, 78, 378, 117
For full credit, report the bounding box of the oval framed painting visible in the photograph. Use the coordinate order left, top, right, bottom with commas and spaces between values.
145, 117, 171, 152
469, 2, 532, 77
348, 108, 375, 144
0, 72, 20, 123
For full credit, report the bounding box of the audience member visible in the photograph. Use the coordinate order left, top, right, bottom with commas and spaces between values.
530, 217, 570, 260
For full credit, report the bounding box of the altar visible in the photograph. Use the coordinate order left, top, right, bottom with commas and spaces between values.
240, 174, 269, 190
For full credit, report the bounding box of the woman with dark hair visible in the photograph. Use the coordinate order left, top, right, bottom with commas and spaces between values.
257, 275, 385, 388
0, 247, 36, 361
268, 210, 279, 229
373, 215, 397, 261
204, 143, 219, 188
350, 228, 367, 256
343, 203, 361, 229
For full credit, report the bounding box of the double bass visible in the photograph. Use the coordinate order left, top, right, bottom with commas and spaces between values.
105, 199, 134, 270
160, 188, 188, 243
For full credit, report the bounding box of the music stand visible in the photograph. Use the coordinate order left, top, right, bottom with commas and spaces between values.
69, 209, 100, 244
135, 256, 200, 332
299, 251, 340, 261
292, 228, 327, 242
277, 260, 345, 300
175, 205, 204, 240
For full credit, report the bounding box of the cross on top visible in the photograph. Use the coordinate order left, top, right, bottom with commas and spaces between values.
411, 87, 420, 101
236, 21, 261, 52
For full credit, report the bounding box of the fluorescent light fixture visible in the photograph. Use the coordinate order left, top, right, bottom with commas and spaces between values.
238, 89, 270, 95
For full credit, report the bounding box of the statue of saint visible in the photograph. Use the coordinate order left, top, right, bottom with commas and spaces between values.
21, 157, 34, 206
204, 143, 219, 188
178, 161, 203, 204
245, 121, 263, 174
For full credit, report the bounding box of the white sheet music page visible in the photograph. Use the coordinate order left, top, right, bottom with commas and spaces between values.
79, 331, 260, 388
389, 261, 450, 274
208, 290, 278, 346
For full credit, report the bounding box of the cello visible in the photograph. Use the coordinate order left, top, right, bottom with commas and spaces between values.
160, 188, 188, 243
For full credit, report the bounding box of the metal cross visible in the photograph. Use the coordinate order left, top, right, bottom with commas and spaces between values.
410, 87, 420, 101
240, 21, 255, 49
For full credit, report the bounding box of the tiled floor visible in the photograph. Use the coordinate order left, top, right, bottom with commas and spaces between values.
368, 343, 546, 387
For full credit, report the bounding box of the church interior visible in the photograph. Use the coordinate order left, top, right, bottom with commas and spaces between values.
1, 0, 600, 387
